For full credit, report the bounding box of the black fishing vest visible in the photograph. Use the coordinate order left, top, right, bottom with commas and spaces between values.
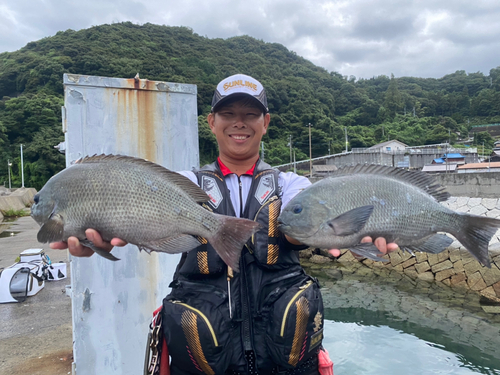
162, 160, 324, 375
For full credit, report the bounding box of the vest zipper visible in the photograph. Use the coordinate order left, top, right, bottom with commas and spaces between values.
238, 176, 243, 217
171, 301, 219, 347
280, 280, 313, 337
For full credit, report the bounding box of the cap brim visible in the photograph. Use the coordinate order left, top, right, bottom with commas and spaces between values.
212, 93, 267, 113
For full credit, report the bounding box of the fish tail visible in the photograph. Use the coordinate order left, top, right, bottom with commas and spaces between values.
208, 215, 261, 272
450, 214, 500, 268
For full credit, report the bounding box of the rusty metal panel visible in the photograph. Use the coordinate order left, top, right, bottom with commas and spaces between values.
63, 73, 199, 375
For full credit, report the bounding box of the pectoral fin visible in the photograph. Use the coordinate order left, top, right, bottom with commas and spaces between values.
37, 214, 65, 243
327, 205, 374, 236
349, 242, 389, 262
80, 239, 120, 261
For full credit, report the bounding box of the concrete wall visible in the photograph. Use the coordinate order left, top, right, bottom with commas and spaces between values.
434, 172, 500, 198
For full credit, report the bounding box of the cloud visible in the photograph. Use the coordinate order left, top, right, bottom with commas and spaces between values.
1, 0, 499, 79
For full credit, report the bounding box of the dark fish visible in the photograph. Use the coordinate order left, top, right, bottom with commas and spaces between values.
31, 155, 260, 271
278, 164, 500, 267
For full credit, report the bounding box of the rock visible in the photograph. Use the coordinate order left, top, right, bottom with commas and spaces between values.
479, 265, 500, 287
309, 255, 332, 264
415, 252, 428, 263
456, 196, 469, 207
450, 272, 467, 286
324, 268, 343, 280
337, 251, 358, 263
389, 251, 404, 267
299, 249, 314, 259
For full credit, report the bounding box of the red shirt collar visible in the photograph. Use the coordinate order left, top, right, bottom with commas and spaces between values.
217, 157, 256, 176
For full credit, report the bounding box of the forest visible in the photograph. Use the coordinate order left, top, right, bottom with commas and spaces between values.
0, 22, 499, 189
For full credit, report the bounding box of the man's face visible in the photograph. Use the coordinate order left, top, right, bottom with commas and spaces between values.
208, 99, 270, 162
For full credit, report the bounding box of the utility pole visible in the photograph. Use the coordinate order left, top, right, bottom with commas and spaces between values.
7, 160, 12, 189
344, 127, 348, 153
293, 149, 296, 174
289, 134, 292, 165
307, 123, 313, 177
261, 141, 265, 161
20, 144, 24, 188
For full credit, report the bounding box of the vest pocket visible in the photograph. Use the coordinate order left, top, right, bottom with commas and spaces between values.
162, 283, 232, 374
263, 277, 324, 369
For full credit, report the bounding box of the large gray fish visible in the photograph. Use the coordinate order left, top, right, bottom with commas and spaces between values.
278, 164, 500, 267
31, 155, 260, 271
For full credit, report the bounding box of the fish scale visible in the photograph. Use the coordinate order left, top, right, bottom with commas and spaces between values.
31, 155, 260, 271
278, 164, 500, 267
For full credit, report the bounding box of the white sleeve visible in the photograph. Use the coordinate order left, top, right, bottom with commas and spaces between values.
177, 170, 200, 187
278, 172, 311, 212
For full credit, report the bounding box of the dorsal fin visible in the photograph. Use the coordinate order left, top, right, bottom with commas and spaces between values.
328, 164, 450, 202
77, 154, 209, 203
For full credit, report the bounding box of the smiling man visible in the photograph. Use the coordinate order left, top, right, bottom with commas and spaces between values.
53, 74, 396, 374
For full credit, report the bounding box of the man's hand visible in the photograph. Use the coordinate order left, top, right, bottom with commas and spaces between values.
50, 229, 127, 257
328, 237, 398, 258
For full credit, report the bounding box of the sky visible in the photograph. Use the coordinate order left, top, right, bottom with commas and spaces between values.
1, 0, 499, 80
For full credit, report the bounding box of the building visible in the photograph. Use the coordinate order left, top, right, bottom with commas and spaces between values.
457, 162, 500, 173
367, 140, 407, 152
431, 153, 465, 165
422, 164, 458, 173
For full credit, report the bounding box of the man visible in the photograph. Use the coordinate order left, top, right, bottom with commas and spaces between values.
51, 74, 397, 374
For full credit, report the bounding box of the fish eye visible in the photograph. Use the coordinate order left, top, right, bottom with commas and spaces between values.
33, 194, 39, 204
292, 204, 302, 214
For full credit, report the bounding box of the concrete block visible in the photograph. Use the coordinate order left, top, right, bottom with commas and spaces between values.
481, 305, 500, 314
415, 261, 431, 274
482, 198, 499, 210
432, 260, 453, 273
389, 251, 404, 267
403, 266, 418, 279
437, 249, 450, 263
464, 260, 482, 276
456, 197, 469, 207
493, 281, 500, 297
0, 196, 25, 212
309, 255, 332, 264
467, 198, 482, 208
479, 265, 500, 286
415, 252, 428, 263
467, 272, 487, 291
442, 278, 451, 286
453, 259, 464, 273
486, 209, 500, 218
469, 205, 488, 216
10, 187, 37, 206
417, 272, 435, 282
456, 205, 470, 213
337, 251, 358, 263
450, 272, 467, 286
435, 268, 456, 282
427, 253, 439, 266
480, 287, 500, 303
401, 257, 416, 269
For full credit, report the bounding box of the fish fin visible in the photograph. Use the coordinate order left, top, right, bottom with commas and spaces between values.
349, 243, 389, 262
327, 205, 374, 236
80, 240, 120, 261
37, 214, 65, 243
77, 154, 209, 203
208, 215, 262, 272
328, 164, 450, 202
402, 234, 453, 254
140, 235, 202, 254
451, 214, 500, 268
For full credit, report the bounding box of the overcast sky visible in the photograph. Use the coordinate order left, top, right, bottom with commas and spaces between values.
1, 0, 499, 79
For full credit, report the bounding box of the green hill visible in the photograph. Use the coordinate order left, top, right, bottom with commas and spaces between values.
1, 22, 499, 189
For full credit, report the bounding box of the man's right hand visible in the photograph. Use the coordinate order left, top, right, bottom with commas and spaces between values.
50, 229, 127, 257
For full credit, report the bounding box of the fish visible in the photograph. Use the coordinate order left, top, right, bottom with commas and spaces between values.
277, 164, 500, 268
31, 154, 261, 271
